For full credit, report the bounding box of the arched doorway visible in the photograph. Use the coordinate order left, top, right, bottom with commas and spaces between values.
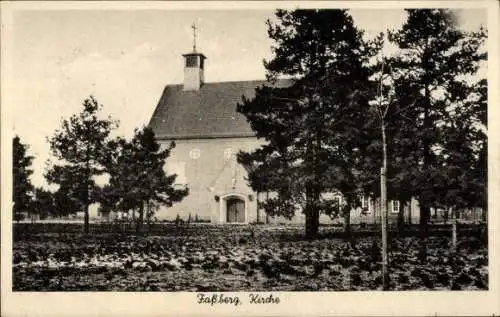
226, 197, 245, 223
218, 193, 248, 224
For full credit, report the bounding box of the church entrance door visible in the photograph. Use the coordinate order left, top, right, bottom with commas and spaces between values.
226, 198, 245, 223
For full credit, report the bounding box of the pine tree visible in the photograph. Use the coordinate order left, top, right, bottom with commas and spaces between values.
237, 9, 380, 238
13, 135, 34, 221
51, 167, 86, 218
46, 96, 118, 234
103, 127, 188, 233
31, 187, 55, 220
387, 9, 486, 259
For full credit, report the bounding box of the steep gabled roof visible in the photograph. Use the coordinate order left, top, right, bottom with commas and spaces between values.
148, 79, 292, 140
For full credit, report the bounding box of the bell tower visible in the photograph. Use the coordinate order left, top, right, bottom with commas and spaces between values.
183, 23, 206, 91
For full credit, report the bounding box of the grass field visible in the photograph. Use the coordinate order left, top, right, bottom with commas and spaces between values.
12, 223, 488, 291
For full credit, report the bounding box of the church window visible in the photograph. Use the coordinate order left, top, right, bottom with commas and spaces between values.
391, 200, 400, 213
189, 148, 200, 160
361, 196, 371, 213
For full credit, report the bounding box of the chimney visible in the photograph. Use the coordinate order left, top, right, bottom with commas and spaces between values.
182, 52, 206, 91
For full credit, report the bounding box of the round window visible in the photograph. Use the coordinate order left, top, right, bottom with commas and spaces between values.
189, 148, 201, 160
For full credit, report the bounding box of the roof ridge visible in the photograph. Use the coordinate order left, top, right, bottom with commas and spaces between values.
165, 78, 292, 87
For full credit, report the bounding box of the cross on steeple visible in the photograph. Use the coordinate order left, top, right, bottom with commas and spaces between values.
191, 22, 198, 52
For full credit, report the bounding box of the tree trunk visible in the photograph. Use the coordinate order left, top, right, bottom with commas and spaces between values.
83, 207, 90, 234
266, 192, 270, 224
131, 209, 136, 231
343, 207, 351, 239
256, 192, 260, 223
137, 203, 144, 234
84, 205, 90, 234
397, 200, 411, 235
305, 203, 319, 238
419, 206, 430, 233
305, 183, 312, 237
305, 205, 311, 236
408, 200, 412, 225
451, 207, 457, 253
380, 166, 389, 290
84, 149, 91, 235
313, 206, 320, 237
380, 117, 389, 290
312, 188, 320, 236
147, 202, 151, 233
305, 184, 319, 239
419, 205, 430, 263
305, 206, 319, 238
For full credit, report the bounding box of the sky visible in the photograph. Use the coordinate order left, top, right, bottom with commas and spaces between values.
2, 6, 487, 188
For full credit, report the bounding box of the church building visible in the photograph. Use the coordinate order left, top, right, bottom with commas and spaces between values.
148, 42, 291, 223
147, 31, 473, 226
147, 41, 416, 225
